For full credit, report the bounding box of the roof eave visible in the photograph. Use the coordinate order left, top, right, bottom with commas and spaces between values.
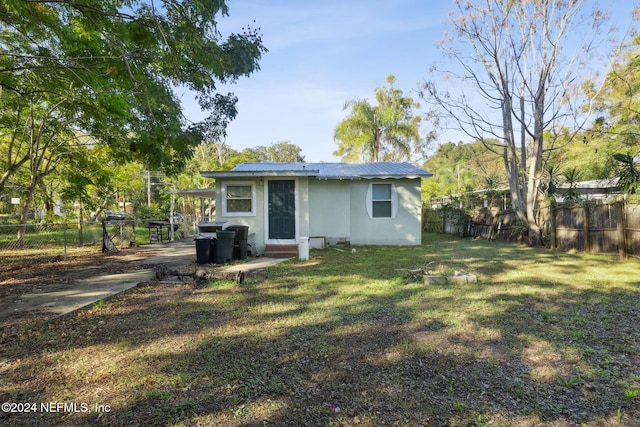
201, 170, 320, 178
358, 174, 433, 179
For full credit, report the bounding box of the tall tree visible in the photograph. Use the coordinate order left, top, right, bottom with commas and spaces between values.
253, 141, 305, 162
0, 0, 266, 173
0, 88, 23, 185
334, 75, 430, 163
59, 142, 132, 221
422, 140, 505, 199
178, 140, 306, 192
586, 35, 640, 195
0, 0, 266, 223
545, 125, 631, 181
422, 0, 622, 245
588, 35, 640, 147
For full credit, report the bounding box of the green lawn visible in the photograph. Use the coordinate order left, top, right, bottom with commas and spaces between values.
1, 233, 639, 426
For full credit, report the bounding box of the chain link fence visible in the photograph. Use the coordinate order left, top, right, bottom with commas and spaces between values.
0, 218, 198, 262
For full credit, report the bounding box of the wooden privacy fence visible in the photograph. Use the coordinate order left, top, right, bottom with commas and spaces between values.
423, 201, 640, 257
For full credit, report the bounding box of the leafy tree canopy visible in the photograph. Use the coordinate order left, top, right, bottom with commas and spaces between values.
579, 35, 640, 195
0, 0, 267, 174
422, 140, 505, 200
252, 141, 305, 163
176, 140, 306, 193
587, 35, 640, 146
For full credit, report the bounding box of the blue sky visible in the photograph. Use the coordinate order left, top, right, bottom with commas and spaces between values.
180, 0, 638, 163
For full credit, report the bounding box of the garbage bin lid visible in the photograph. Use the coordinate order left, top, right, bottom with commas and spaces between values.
198, 221, 229, 227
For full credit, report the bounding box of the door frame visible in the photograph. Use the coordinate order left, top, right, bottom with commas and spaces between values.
264, 177, 298, 245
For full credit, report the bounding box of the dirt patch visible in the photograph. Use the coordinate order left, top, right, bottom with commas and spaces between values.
0, 250, 156, 298
0, 248, 160, 332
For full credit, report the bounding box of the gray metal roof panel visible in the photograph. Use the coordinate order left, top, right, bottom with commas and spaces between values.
230, 162, 432, 179
557, 177, 619, 189
200, 169, 318, 178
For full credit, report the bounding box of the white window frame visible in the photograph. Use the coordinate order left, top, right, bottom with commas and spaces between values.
366, 182, 398, 219
222, 181, 256, 216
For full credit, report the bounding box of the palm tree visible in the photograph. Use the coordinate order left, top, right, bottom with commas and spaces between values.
562, 168, 583, 201
333, 99, 381, 162
333, 76, 425, 162
613, 153, 640, 195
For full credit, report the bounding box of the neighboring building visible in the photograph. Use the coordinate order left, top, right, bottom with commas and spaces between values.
201, 162, 432, 255
430, 178, 622, 210
556, 178, 620, 202
429, 187, 510, 210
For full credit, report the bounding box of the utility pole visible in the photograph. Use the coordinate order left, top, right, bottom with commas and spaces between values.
147, 170, 151, 207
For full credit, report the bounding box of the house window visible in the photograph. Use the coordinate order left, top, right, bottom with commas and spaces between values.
372, 184, 392, 217
366, 183, 398, 219
223, 182, 256, 216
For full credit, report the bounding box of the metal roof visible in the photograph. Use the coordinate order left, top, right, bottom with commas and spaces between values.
201, 162, 432, 180
557, 177, 619, 189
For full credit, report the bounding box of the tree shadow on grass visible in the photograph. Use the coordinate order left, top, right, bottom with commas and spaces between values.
470, 287, 640, 418
2, 234, 640, 426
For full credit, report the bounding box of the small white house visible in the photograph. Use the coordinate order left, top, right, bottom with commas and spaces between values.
201, 162, 432, 255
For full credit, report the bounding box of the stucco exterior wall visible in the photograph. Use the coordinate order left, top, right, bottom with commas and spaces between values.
214, 176, 423, 253
308, 179, 351, 244
349, 179, 423, 246
295, 177, 310, 239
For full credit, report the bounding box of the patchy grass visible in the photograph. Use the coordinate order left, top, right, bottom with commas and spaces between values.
1, 233, 639, 426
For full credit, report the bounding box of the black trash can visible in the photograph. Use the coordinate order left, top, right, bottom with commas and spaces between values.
195, 237, 213, 264
214, 230, 236, 264
227, 225, 249, 260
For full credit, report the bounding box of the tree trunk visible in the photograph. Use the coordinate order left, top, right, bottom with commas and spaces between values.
526, 79, 547, 247
17, 181, 38, 245
550, 200, 557, 250
373, 127, 382, 162
501, 97, 527, 226
526, 152, 543, 246
38, 179, 54, 222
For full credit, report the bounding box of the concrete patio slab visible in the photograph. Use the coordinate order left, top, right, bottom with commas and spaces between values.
7, 269, 155, 315
0, 238, 291, 321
